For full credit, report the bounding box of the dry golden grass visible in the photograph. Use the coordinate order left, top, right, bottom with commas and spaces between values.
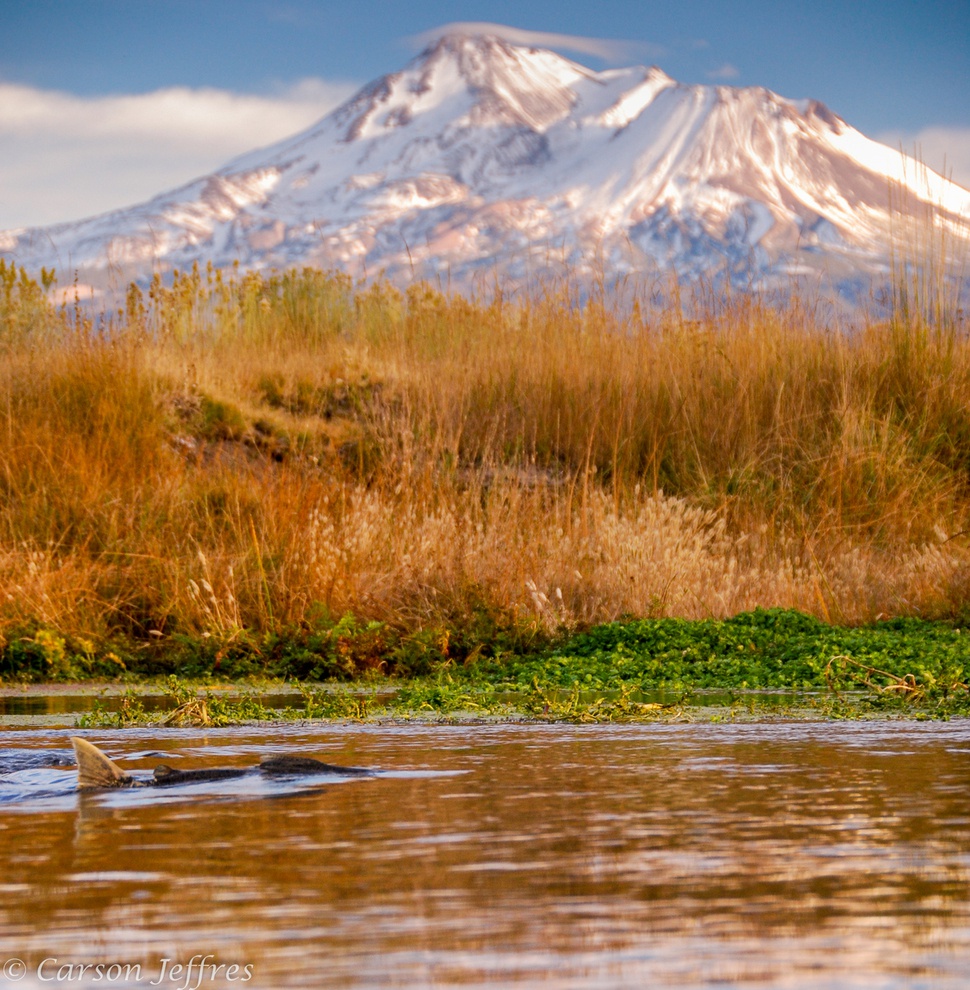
1, 259, 969, 652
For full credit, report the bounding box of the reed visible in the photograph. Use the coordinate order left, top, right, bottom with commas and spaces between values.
1, 258, 969, 667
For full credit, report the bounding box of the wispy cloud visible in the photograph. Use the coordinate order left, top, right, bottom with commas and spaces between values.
0, 79, 358, 229
261, 2, 310, 27
706, 63, 740, 81
876, 126, 970, 192
407, 22, 665, 64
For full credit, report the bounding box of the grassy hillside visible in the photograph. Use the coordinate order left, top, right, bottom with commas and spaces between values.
1, 259, 969, 681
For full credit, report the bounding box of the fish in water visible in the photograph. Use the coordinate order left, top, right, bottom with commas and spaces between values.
71, 736, 373, 790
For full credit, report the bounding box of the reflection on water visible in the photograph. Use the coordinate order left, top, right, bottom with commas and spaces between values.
1, 721, 969, 988
0, 692, 307, 718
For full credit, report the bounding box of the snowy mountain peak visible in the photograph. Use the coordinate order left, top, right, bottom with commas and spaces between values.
2, 34, 968, 303
416, 30, 594, 91
339, 30, 594, 142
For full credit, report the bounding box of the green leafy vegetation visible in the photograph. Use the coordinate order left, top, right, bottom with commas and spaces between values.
56, 608, 970, 725
486, 609, 970, 695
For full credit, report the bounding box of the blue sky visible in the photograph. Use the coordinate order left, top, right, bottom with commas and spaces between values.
1, 0, 968, 228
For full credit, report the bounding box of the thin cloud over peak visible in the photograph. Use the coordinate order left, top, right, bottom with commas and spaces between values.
706, 63, 740, 80
407, 22, 665, 64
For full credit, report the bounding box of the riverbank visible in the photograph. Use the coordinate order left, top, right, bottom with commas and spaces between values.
3, 264, 970, 718
2, 609, 968, 725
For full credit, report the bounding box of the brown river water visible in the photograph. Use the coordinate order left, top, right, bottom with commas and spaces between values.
1, 719, 969, 989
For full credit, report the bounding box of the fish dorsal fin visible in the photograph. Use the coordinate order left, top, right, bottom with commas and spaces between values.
71, 736, 134, 789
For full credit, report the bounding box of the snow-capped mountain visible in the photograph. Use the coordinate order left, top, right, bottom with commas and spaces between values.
3, 32, 969, 297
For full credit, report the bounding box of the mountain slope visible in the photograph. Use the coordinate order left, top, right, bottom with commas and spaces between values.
2, 33, 968, 297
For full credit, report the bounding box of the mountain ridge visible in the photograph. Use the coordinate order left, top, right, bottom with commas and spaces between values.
2, 31, 968, 300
